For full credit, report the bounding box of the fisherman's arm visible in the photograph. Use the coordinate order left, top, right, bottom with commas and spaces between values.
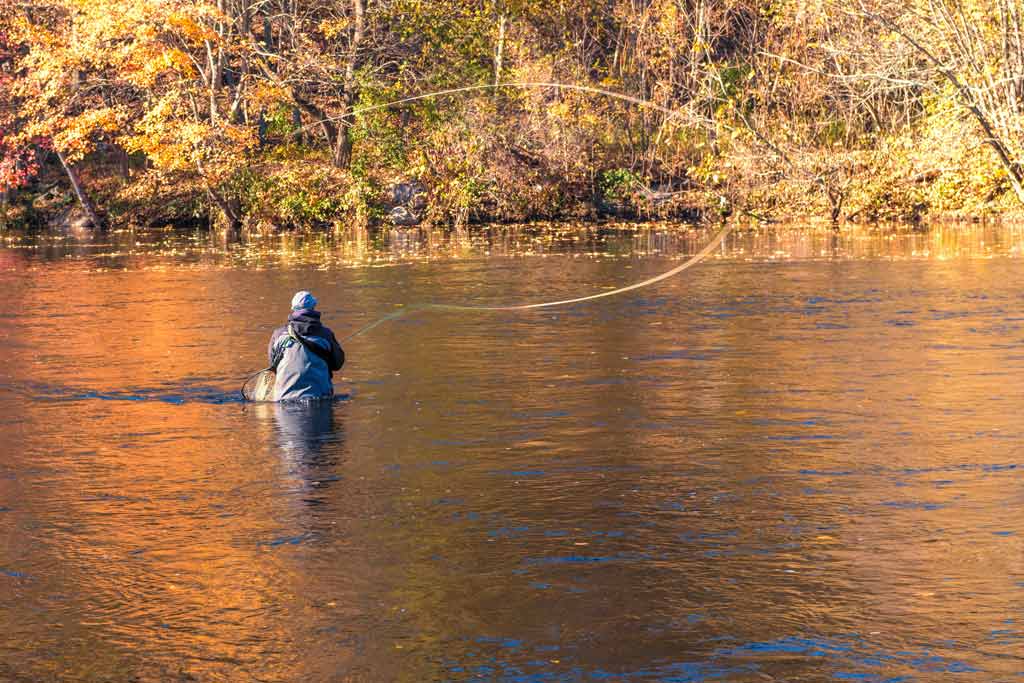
329, 333, 344, 372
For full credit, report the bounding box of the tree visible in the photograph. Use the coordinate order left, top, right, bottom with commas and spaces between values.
0, 25, 39, 206
851, 0, 1024, 204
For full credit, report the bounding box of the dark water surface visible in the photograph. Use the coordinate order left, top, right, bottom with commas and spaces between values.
1, 223, 1022, 682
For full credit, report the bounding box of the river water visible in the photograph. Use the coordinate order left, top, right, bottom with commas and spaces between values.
0, 223, 1022, 682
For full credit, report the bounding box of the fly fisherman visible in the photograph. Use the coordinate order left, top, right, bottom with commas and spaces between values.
268, 291, 345, 401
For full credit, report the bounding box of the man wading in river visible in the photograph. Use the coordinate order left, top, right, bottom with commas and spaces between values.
267, 291, 345, 401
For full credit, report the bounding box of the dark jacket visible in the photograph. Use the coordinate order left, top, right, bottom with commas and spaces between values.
267, 309, 345, 401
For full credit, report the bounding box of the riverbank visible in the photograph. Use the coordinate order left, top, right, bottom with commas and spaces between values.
8, 0, 1024, 236
4, 137, 1024, 234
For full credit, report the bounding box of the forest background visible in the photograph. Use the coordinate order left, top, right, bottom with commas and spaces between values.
3, 0, 1024, 232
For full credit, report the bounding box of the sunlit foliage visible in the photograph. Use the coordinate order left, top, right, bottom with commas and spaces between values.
2, 0, 1024, 229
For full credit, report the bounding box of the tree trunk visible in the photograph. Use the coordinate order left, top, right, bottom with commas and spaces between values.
347, 0, 365, 77
0, 185, 9, 229
116, 144, 131, 181
263, 16, 273, 52
333, 129, 353, 168
331, 0, 364, 169
333, 102, 353, 168
214, 0, 226, 92
494, 12, 507, 85
206, 186, 242, 234
55, 149, 106, 229
258, 110, 268, 147
1, 184, 11, 229
292, 107, 306, 145
205, 40, 219, 122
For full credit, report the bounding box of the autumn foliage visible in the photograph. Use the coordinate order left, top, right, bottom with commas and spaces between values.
2, 0, 1024, 229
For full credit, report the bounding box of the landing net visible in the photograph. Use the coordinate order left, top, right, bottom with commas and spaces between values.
241, 368, 276, 402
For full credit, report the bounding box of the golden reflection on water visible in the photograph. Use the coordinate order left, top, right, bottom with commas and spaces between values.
4, 222, 1024, 271
1, 222, 1023, 681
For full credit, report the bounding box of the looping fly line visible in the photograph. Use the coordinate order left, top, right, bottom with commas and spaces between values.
302, 80, 710, 133
242, 80, 730, 398
340, 222, 732, 342
245, 223, 730, 399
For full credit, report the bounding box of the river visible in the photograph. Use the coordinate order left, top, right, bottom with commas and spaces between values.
0, 222, 1022, 681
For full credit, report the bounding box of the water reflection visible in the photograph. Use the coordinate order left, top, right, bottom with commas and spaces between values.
260, 401, 339, 461
4, 222, 1024, 270
1, 223, 1023, 681
253, 400, 345, 505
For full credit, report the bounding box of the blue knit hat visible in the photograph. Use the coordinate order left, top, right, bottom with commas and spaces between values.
291, 290, 317, 311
